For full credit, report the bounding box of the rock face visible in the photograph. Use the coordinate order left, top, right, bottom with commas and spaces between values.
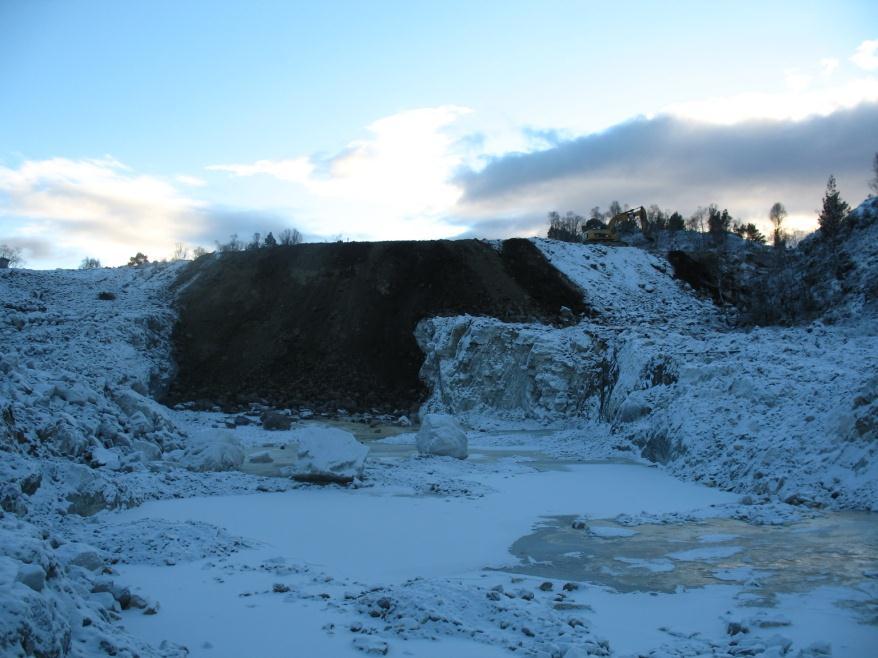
416, 414, 468, 459
286, 427, 369, 484
166, 238, 587, 413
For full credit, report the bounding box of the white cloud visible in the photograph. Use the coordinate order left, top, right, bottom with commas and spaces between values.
0, 157, 207, 266
663, 76, 878, 124
208, 106, 473, 240
820, 58, 840, 75
207, 158, 313, 182
851, 39, 878, 71
784, 68, 812, 92
176, 174, 208, 187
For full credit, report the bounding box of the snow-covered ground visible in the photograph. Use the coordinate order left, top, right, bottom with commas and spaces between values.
2, 220, 877, 658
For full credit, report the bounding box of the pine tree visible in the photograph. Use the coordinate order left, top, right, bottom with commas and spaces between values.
263, 232, 277, 247
818, 175, 850, 239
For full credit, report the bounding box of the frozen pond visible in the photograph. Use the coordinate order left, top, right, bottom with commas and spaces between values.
104, 447, 878, 657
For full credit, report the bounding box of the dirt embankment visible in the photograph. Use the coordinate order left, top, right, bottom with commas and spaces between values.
165, 239, 588, 413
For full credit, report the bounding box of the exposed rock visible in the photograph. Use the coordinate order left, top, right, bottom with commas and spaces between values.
416, 413, 468, 459
261, 410, 293, 431
249, 450, 274, 464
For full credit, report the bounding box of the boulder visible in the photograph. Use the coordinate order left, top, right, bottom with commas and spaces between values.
248, 450, 274, 464
16, 564, 46, 592
261, 410, 293, 431
416, 413, 468, 459
286, 427, 368, 484
55, 542, 104, 571
181, 432, 245, 472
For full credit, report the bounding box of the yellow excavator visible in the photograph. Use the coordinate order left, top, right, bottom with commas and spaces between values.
583, 206, 650, 243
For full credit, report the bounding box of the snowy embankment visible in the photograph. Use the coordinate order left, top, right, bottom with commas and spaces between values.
0, 264, 283, 657
418, 238, 878, 511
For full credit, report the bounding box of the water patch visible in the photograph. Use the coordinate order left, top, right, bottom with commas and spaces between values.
502, 512, 878, 600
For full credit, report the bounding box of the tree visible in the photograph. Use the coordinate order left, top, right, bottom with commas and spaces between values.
667, 211, 684, 232
263, 232, 277, 248
769, 202, 787, 248
871, 152, 878, 195
547, 211, 584, 242
707, 205, 731, 246
217, 234, 244, 252
278, 228, 303, 246
818, 175, 850, 239
192, 246, 208, 258
79, 257, 101, 269
647, 204, 667, 231
744, 223, 766, 244
246, 233, 261, 250
608, 200, 623, 217
686, 207, 707, 233
0, 243, 24, 267
170, 243, 189, 261
127, 252, 149, 267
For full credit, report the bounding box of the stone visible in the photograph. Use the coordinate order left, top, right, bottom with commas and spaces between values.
286, 427, 369, 484
55, 542, 104, 571
249, 450, 274, 464
180, 432, 245, 472
261, 410, 293, 431
416, 413, 468, 459
352, 636, 388, 655
16, 564, 46, 592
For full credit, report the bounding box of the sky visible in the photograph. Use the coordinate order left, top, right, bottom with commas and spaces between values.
1, 1, 877, 268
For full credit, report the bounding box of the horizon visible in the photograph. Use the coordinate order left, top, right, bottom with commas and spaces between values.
1, 1, 877, 268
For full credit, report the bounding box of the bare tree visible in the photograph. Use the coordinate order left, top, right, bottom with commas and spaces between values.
192, 246, 208, 258
171, 243, 190, 261
79, 257, 101, 269
0, 243, 24, 267
769, 202, 787, 248
871, 152, 878, 195
217, 234, 244, 252
278, 228, 303, 246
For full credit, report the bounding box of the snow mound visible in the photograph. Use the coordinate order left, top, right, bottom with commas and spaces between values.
416, 413, 468, 459
285, 426, 369, 483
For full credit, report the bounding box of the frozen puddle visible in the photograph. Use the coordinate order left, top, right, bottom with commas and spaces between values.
105, 460, 877, 656
504, 512, 878, 597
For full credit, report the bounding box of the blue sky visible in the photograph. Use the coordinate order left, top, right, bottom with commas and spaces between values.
1, 1, 877, 267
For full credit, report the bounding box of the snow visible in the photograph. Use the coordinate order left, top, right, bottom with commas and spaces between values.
2, 219, 877, 657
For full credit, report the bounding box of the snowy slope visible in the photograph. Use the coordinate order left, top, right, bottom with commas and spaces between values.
532, 238, 719, 328
418, 233, 878, 511
0, 264, 185, 462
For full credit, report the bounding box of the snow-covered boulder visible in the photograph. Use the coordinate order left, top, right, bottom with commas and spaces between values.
416, 414, 468, 459
286, 427, 368, 484
180, 432, 245, 472
248, 450, 274, 464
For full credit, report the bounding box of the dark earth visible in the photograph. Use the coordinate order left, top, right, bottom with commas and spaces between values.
165, 238, 589, 413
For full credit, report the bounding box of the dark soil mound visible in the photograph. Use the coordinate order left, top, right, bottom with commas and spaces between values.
165, 238, 588, 413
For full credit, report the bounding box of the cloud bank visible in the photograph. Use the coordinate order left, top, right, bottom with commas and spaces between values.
453, 102, 878, 236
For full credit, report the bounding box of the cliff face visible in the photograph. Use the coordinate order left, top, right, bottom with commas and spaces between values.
165, 238, 588, 413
